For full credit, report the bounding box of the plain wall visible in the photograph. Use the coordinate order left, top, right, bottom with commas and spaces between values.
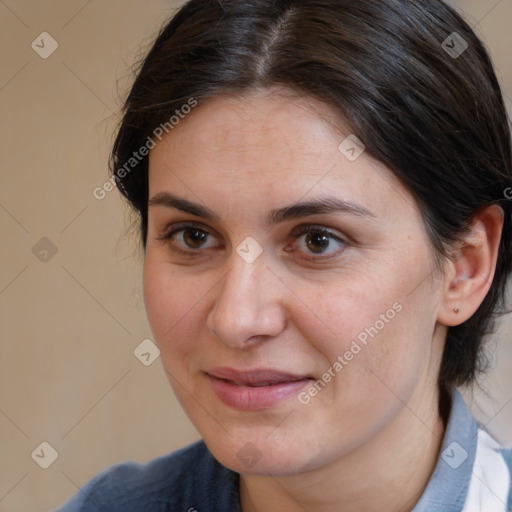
0, 1, 511, 510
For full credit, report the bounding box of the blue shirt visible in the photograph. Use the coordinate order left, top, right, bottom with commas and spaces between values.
55, 390, 512, 511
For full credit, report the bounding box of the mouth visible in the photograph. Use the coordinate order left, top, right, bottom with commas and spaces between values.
206, 367, 314, 410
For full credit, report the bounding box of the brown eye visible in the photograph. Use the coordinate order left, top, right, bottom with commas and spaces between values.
156, 223, 219, 253
182, 229, 209, 249
287, 224, 347, 260
305, 232, 332, 253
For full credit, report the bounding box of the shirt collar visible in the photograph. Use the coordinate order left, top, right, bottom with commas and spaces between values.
412, 388, 478, 512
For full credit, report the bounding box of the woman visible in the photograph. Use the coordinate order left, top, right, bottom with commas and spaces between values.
57, 0, 512, 510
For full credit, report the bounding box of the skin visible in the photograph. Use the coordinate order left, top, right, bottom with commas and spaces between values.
143, 86, 503, 512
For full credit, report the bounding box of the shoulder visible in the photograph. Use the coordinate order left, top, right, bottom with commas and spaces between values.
55, 440, 240, 512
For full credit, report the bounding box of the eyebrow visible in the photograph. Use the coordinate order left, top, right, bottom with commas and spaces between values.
148, 192, 376, 227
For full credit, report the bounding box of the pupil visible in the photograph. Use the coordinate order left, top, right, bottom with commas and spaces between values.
185, 229, 207, 248
306, 232, 330, 253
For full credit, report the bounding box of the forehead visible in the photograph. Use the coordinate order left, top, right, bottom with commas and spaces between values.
151, 87, 346, 168
147, 87, 417, 224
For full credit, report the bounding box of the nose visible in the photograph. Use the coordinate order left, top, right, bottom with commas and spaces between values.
206, 251, 287, 349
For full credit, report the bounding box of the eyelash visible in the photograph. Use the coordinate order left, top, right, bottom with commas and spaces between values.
155, 222, 348, 261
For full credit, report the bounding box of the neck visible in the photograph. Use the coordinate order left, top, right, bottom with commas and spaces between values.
240, 388, 447, 512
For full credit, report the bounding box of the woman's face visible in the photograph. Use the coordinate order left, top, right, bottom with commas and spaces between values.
144, 87, 447, 476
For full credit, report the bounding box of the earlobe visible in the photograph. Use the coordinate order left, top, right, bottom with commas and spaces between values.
437, 205, 504, 327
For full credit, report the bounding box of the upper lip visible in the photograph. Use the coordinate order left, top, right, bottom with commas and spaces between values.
207, 367, 312, 386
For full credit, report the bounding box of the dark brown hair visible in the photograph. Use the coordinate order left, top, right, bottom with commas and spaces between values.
110, 0, 512, 408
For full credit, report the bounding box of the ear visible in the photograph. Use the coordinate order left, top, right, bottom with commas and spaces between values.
437, 205, 504, 327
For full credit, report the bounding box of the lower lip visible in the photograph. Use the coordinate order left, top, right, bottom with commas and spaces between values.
208, 375, 312, 410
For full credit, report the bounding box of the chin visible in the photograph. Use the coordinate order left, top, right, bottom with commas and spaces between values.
203, 432, 323, 477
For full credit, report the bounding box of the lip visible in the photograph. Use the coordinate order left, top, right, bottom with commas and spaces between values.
206, 367, 314, 410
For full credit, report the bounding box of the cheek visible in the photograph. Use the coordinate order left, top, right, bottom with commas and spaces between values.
291, 260, 437, 395
143, 256, 205, 359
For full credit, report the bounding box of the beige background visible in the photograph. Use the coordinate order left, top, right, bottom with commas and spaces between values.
0, 1, 511, 510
